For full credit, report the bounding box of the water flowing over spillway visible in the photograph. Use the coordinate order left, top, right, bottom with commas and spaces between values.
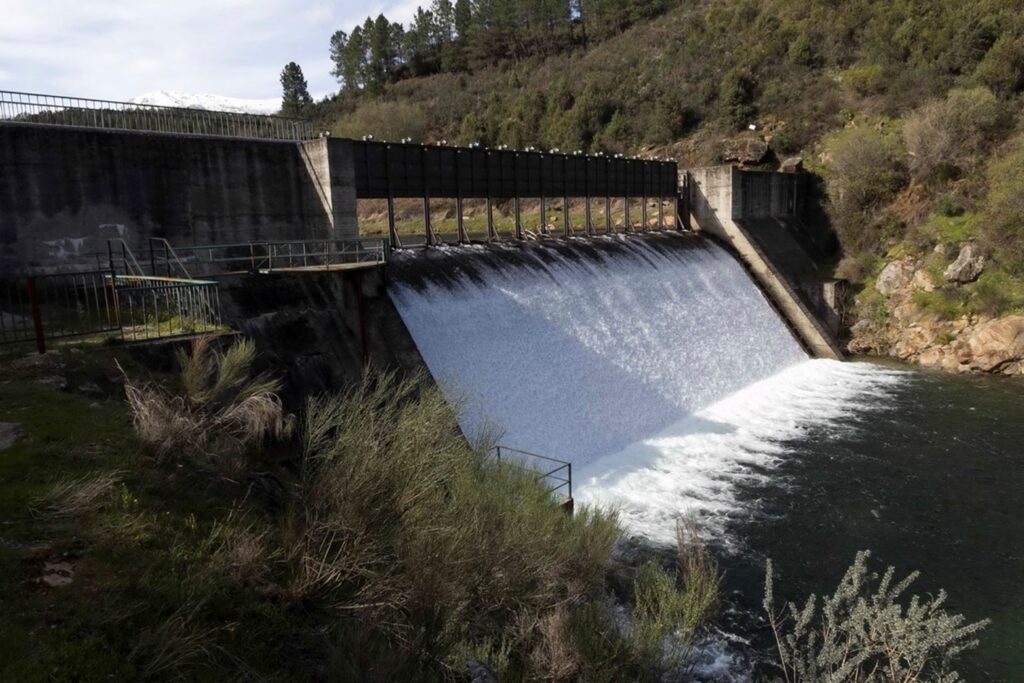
389, 234, 900, 544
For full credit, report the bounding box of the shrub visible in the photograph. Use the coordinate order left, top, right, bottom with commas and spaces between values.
903, 87, 1008, 181
981, 132, 1024, 272
122, 336, 292, 473
972, 35, 1024, 98
912, 288, 967, 320
819, 123, 906, 252
840, 64, 888, 96
333, 100, 430, 142
764, 550, 989, 683
286, 370, 622, 677
719, 67, 758, 128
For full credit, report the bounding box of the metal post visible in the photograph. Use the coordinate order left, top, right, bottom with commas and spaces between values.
514, 196, 523, 240
486, 197, 496, 241
642, 193, 648, 232
562, 157, 570, 238
26, 276, 45, 354
421, 148, 435, 246
540, 195, 546, 235
605, 196, 612, 233
149, 239, 156, 276
385, 144, 399, 247
658, 196, 665, 230
624, 196, 631, 233
455, 150, 466, 244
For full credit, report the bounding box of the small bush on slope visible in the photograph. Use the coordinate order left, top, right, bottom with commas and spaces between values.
763, 550, 988, 683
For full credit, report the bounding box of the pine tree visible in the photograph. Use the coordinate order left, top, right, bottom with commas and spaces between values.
280, 62, 312, 117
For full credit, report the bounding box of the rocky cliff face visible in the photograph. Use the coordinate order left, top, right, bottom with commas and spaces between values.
848, 245, 1024, 376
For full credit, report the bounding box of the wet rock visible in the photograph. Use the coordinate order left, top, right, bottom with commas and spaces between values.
876, 260, 915, 296
966, 315, 1024, 373
0, 422, 22, 451
916, 347, 941, 367
944, 243, 985, 284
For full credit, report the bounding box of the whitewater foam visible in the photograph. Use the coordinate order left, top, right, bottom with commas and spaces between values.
575, 359, 905, 545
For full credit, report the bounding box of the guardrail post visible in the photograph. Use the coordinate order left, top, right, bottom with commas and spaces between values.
26, 276, 45, 354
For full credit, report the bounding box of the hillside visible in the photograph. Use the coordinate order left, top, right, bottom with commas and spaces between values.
304, 0, 1024, 373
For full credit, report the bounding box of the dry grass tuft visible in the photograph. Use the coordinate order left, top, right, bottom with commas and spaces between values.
121, 336, 293, 474
129, 600, 218, 680
32, 471, 122, 519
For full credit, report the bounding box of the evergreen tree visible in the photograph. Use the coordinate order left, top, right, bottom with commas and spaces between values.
279, 62, 312, 116
330, 27, 367, 91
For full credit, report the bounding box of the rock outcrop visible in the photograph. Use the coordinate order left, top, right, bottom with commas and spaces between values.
848, 253, 1024, 376
721, 137, 769, 165
963, 316, 1024, 373
944, 243, 985, 283
876, 259, 916, 296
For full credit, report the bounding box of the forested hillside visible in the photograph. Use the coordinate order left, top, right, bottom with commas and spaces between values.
293, 0, 1024, 370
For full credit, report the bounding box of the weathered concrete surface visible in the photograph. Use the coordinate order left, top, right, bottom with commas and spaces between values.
688, 165, 843, 359
0, 123, 358, 271
215, 265, 426, 407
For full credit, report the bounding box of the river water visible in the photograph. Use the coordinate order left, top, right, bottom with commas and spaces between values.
717, 361, 1024, 682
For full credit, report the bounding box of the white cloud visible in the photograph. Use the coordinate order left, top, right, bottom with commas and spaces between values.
0, 0, 421, 100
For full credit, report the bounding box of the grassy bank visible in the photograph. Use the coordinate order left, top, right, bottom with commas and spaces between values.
0, 343, 720, 680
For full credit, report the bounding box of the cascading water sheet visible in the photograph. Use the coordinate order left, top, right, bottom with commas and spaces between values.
389, 235, 904, 545
389, 235, 804, 461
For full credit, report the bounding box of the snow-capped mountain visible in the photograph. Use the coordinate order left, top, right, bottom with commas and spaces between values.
129, 90, 281, 115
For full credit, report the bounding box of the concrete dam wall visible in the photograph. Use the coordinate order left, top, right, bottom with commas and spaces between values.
0, 123, 358, 271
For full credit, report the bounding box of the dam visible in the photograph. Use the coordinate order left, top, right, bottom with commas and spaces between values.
3, 97, 1023, 679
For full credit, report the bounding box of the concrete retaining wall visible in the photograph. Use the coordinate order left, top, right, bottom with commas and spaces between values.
688, 165, 843, 359
215, 265, 427, 407
0, 124, 357, 272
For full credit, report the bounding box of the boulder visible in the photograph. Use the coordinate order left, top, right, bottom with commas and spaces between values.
780, 156, 803, 173
933, 242, 957, 258
944, 243, 985, 284
965, 315, 1024, 373
875, 259, 915, 296
721, 137, 769, 165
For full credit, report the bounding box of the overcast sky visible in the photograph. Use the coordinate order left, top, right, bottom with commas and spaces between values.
0, 0, 422, 101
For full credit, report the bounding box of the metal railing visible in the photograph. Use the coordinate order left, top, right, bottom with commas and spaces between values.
114, 275, 222, 343
492, 446, 572, 504
0, 270, 222, 351
0, 270, 120, 349
0, 90, 314, 141
170, 238, 390, 276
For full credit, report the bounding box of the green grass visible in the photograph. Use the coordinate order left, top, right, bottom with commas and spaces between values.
0, 348, 720, 680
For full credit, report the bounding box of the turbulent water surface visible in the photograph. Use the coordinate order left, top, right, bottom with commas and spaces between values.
389, 235, 1024, 681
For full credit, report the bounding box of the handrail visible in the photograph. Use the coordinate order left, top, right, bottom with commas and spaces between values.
147, 238, 194, 280
0, 90, 314, 141
492, 445, 572, 502
170, 237, 390, 275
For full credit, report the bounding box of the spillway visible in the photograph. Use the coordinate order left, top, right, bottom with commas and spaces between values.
388, 234, 900, 544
